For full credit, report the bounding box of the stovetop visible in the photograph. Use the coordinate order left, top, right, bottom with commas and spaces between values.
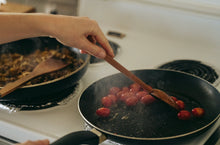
1, 27, 220, 144
1, 0, 220, 144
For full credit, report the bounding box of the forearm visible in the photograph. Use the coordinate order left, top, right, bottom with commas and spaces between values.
0, 13, 54, 44
0, 13, 114, 58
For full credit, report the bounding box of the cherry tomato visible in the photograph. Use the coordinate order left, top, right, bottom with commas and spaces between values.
171, 96, 178, 102
129, 83, 141, 93
122, 87, 129, 92
120, 92, 135, 102
109, 87, 120, 95
108, 94, 117, 103
119, 93, 129, 102
192, 107, 205, 117
136, 91, 149, 100
176, 100, 185, 110
96, 107, 110, 117
116, 91, 125, 98
177, 110, 191, 120
101, 96, 112, 107
125, 96, 138, 106
140, 95, 156, 105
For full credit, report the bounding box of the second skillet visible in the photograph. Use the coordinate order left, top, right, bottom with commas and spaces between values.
51, 69, 220, 145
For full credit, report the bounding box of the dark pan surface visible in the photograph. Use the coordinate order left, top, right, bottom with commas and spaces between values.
79, 69, 220, 140
0, 37, 90, 104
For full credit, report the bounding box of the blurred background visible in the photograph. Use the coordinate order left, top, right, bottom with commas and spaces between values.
0, 0, 78, 15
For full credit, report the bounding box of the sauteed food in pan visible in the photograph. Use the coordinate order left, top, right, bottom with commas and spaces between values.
96, 83, 205, 120
0, 47, 84, 87
49, 70, 219, 145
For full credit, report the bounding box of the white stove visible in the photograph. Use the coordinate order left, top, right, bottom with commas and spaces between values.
1, 0, 220, 144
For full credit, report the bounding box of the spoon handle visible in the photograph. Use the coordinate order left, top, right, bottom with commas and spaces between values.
0, 72, 38, 98
104, 55, 153, 92
104, 55, 179, 110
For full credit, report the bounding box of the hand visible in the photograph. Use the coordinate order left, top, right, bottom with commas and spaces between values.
15, 139, 49, 145
0, 14, 114, 59
49, 16, 114, 59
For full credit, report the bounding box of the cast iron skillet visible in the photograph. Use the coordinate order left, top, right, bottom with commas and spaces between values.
51, 69, 220, 145
0, 37, 90, 105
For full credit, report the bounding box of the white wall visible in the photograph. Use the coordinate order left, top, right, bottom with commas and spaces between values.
78, 0, 220, 47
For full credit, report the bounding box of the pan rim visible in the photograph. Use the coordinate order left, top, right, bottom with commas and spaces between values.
78, 69, 220, 141
79, 111, 219, 140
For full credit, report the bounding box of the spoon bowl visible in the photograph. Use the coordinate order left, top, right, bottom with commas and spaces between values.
0, 57, 69, 98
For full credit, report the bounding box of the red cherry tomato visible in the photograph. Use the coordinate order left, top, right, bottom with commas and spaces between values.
140, 95, 156, 105
192, 107, 205, 117
109, 87, 120, 95
116, 91, 125, 98
120, 92, 135, 102
171, 96, 178, 102
119, 93, 129, 102
129, 83, 141, 93
96, 107, 110, 117
122, 87, 129, 92
177, 110, 191, 120
101, 96, 112, 107
176, 100, 185, 110
136, 91, 149, 100
108, 94, 117, 103
125, 96, 138, 106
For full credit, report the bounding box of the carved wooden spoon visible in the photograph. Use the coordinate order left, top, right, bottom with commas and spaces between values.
104, 55, 179, 110
0, 57, 69, 98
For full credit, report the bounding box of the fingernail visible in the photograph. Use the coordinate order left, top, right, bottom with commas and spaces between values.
98, 51, 106, 58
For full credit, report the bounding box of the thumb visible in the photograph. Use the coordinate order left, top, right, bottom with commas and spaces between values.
36, 139, 50, 145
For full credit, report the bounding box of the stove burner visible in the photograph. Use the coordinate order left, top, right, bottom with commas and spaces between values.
157, 60, 219, 84
0, 82, 82, 111
90, 40, 119, 64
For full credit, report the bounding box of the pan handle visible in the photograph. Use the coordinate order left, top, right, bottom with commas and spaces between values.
50, 131, 99, 145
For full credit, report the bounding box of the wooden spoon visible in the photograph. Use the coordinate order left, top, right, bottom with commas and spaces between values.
104, 55, 179, 110
87, 35, 179, 110
0, 57, 69, 98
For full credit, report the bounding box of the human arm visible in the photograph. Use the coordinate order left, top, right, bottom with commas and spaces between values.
0, 13, 114, 58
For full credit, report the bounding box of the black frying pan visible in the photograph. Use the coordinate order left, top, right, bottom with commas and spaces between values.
51, 69, 220, 145
0, 37, 90, 107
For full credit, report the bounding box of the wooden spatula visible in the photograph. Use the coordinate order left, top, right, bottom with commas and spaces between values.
87, 35, 179, 110
0, 57, 69, 98
104, 55, 179, 110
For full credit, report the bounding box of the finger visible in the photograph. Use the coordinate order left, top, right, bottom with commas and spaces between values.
15, 139, 49, 145
95, 35, 114, 57
88, 24, 114, 57
79, 49, 88, 54
16, 140, 32, 145
15, 140, 34, 145
80, 38, 106, 59
36, 139, 50, 145
91, 29, 114, 57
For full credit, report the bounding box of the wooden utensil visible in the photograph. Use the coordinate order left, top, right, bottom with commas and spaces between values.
0, 2, 36, 13
104, 55, 179, 110
0, 57, 69, 98
87, 35, 179, 110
